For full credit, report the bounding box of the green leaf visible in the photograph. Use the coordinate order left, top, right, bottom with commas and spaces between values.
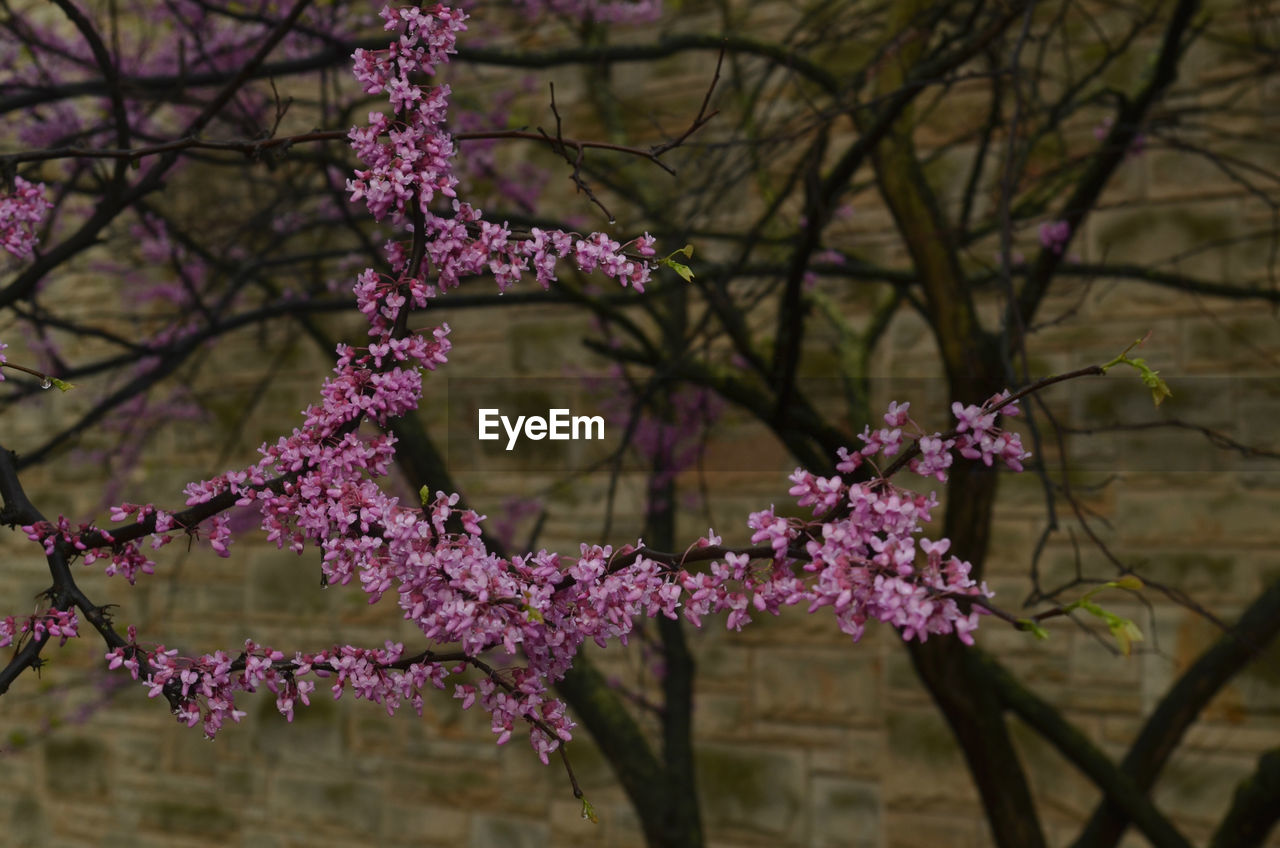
522, 593, 545, 623
655, 244, 695, 281
1107, 616, 1144, 657
1099, 336, 1172, 407
668, 261, 694, 282
1071, 599, 1144, 657
581, 797, 598, 824
658, 256, 695, 282
48, 377, 75, 392
419, 485, 430, 506
1016, 618, 1050, 641
1045, 577, 1146, 656
1139, 367, 1172, 406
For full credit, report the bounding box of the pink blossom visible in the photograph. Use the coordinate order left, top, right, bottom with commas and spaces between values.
11, 5, 1031, 763
0, 177, 52, 260
1038, 219, 1071, 255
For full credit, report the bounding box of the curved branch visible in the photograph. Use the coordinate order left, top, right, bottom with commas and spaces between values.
0, 0, 316, 310
1043, 263, 1280, 303
0, 446, 178, 707
1015, 0, 1202, 328
51, 0, 131, 186
1073, 577, 1280, 848
977, 650, 1192, 848
0, 125, 703, 169
1210, 749, 1280, 848
0, 34, 839, 117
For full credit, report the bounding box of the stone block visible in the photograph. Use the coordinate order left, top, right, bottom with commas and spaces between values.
882, 648, 937, 706
44, 735, 110, 799
248, 547, 334, 616
810, 728, 887, 779
884, 710, 974, 810
398, 761, 503, 809
754, 646, 881, 726
694, 691, 752, 737
252, 693, 342, 760
1153, 750, 1257, 829
1182, 313, 1280, 372
138, 799, 240, 841
1144, 149, 1242, 202
693, 636, 752, 689
379, 803, 469, 846
809, 777, 882, 848
469, 814, 548, 848
269, 773, 383, 836
883, 812, 981, 848
601, 800, 649, 848
696, 744, 806, 843
163, 722, 224, 776
4, 792, 48, 848
1087, 203, 1234, 280
215, 759, 269, 802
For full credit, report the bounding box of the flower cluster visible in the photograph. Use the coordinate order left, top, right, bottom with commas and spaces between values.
9, 4, 1029, 765
951, 392, 1032, 471
346, 3, 656, 311
0, 177, 52, 260
839, 395, 1029, 480
1039, 219, 1071, 255
104, 637, 446, 739
81, 397, 1013, 754
20, 507, 182, 585
348, 6, 467, 223
0, 608, 80, 649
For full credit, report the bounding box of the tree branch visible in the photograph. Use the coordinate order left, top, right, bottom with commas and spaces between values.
1015, 0, 1202, 329
1073, 577, 1280, 848
1210, 748, 1280, 848
977, 650, 1192, 848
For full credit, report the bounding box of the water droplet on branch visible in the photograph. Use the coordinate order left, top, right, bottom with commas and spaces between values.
40, 377, 52, 390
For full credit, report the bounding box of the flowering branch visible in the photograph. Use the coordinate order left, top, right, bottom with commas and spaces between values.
0, 2, 1189, 813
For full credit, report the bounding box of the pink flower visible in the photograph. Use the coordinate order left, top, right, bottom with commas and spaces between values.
1038, 220, 1071, 255
33, 4, 1032, 763
0, 177, 53, 259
